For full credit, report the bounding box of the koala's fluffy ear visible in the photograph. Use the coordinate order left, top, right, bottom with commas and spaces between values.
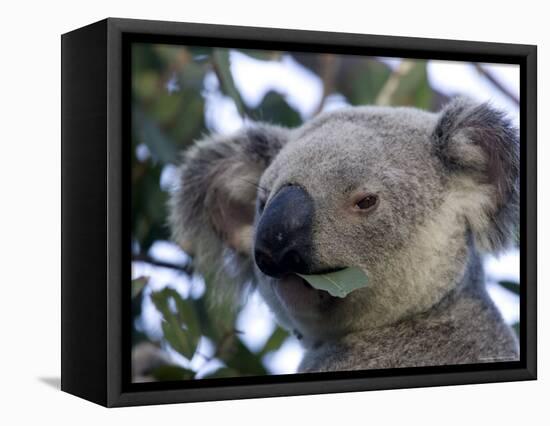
432, 97, 519, 252
169, 124, 289, 302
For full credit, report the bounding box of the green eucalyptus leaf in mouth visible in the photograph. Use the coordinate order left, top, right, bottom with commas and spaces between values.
296, 267, 368, 298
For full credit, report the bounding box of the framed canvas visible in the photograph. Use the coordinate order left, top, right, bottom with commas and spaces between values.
61, 18, 537, 407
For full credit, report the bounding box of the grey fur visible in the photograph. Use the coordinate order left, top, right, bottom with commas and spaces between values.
169, 98, 519, 372
169, 123, 289, 305
433, 97, 519, 252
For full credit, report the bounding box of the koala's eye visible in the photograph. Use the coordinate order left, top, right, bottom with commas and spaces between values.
354, 194, 379, 211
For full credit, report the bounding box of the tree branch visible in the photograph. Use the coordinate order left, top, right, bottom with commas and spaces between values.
473, 63, 519, 106
375, 60, 416, 106
132, 253, 194, 275
313, 54, 339, 116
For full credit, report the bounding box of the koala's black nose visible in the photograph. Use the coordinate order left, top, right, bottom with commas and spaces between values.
254, 185, 314, 278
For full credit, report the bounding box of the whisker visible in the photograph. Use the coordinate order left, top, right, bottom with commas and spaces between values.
238, 178, 269, 194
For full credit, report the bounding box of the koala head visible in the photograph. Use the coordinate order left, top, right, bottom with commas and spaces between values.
170, 98, 519, 344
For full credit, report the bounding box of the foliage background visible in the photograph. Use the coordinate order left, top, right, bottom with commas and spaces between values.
130, 43, 520, 382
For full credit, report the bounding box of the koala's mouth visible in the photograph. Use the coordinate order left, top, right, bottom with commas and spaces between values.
279, 265, 345, 291
274, 266, 368, 309
298, 276, 314, 290
295, 275, 337, 301
272, 270, 343, 313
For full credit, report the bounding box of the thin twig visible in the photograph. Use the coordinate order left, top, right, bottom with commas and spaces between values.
133, 253, 194, 275
313, 54, 339, 116
375, 60, 416, 106
473, 63, 519, 106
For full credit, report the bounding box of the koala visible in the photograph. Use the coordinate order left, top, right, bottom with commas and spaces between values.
169, 97, 519, 373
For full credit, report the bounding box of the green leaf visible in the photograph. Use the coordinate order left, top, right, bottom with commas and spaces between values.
133, 107, 178, 164
291, 54, 391, 106
259, 326, 289, 356
168, 289, 201, 342
498, 280, 520, 295
193, 271, 239, 341
201, 367, 240, 379
375, 60, 432, 109
212, 49, 249, 117
221, 337, 268, 376
150, 290, 170, 318
132, 70, 159, 101
512, 322, 520, 338
131, 276, 148, 299
169, 88, 205, 149
344, 59, 392, 105
188, 46, 213, 62
237, 49, 281, 61
150, 365, 195, 381
151, 288, 201, 359
161, 318, 195, 359
297, 267, 368, 298
255, 91, 302, 127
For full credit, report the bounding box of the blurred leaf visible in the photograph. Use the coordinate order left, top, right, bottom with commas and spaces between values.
413, 73, 434, 110
151, 289, 200, 359
132, 276, 148, 299
169, 87, 206, 148
256, 91, 302, 127
221, 337, 268, 376
133, 107, 178, 164
201, 367, 240, 379
131, 160, 170, 251
237, 49, 281, 61
151, 365, 195, 381
178, 61, 208, 91
259, 326, 289, 357
132, 43, 166, 76
154, 45, 192, 70
342, 59, 391, 105
150, 92, 182, 123
166, 288, 201, 343
376, 60, 433, 109
291, 54, 392, 106
192, 270, 239, 341
498, 280, 520, 295
212, 49, 248, 116
161, 318, 195, 359
150, 290, 170, 318
131, 329, 149, 346
188, 46, 213, 62
132, 70, 159, 101
131, 278, 146, 343
289, 52, 323, 74
512, 322, 520, 338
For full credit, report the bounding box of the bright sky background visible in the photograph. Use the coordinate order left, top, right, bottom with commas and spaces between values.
135, 51, 520, 376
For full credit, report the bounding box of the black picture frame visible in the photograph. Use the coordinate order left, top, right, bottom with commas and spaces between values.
61, 17, 537, 407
